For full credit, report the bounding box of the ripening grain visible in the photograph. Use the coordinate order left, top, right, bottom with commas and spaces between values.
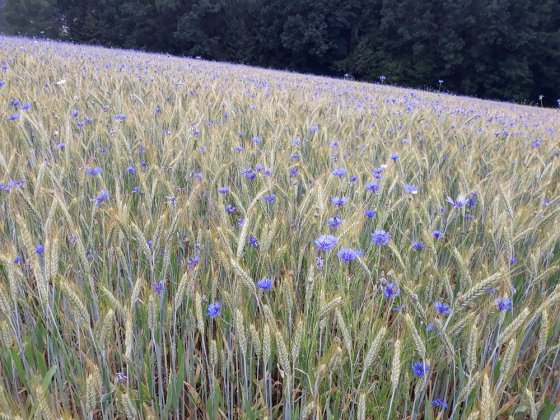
0, 35, 559, 419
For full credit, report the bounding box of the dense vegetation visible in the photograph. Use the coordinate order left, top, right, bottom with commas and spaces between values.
1, 0, 559, 106
0, 36, 559, 419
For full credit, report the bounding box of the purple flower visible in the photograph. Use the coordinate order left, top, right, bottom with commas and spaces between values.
383, 282, 400, 298
9, 99, 20, 107
206, 302, 221, 318
225, 204, 236, 214
71, 110, 79, 118
115, 114, 127, 121
264, 193, 276, 203
35, 244, 45, 255
391, 153, 400, 161
56, 142, 65, 150
509, 257, 517, 264
466, 193, 478, 208
331, 196, 348, 206
126, 166, 135, 174
404, 184, 418, 194
337, 247, 363, 263
154, 281, 164, 295
432, 230, 442, 239
247, 235, 258, 248
372, 167, 384, 179
187, 255, 200, 266
435, 301, 451, 316
350, 175, 358, 183
0, 179, 25, 192
431, 398, 448, 408
496, 297, 512, 311
309, 125, 319, 133
7, 113, 20, 121
328, 214, 343, 228
290, 168, 298, 177
371, 229, 391, 247
252, 136, 263, 144
366, 182, 380, 193
314, 234, 337, 252
20, 103, 31, 110
85, 166, 102, 176
412, 241, 425, 251
0, 81, 5, 88
332, 167, 347, 177
412, 361, 429, 377
13, 255, 22, 264
95, 189, 110, 206
257, 277, 273, 290
364, 209, 376, 218
379, 75, 386, 82
218, 187, 229, 194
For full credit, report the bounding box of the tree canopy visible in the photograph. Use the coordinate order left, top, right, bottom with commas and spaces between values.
2, 0, 559, 105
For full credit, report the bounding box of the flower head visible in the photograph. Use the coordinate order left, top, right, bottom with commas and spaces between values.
366, 182, 380, 193
412, 241, 425, 251
364, 209, 376, 218
435, 301, 451, 316
432, 230, 442, 239
371, 229, 391, 247
404, 184, 418, 194
496, 296, 512, 311
431, 397, 448, 408
218, 187, 229, 194
383, 282, 400, 299
331, 196, 348, 206
257, 277, 273, 290
332, 167, 347, 177
206, 302, 221, 318
314, 234, 337, 252
115, 114, 127, 121
412, 361, 429, 377
337, 247, 363, 263
328, 214, 343, 228
35, 244, 45, 255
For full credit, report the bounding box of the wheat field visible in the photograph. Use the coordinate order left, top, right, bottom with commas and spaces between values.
0, 36, 559, 419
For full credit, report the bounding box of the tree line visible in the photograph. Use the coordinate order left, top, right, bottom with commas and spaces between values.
1, 0, 559, 106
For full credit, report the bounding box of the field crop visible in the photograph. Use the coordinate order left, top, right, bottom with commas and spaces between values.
0, 36, 559, 419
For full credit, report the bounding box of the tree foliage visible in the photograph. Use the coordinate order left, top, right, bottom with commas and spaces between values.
1, 0, 558, 105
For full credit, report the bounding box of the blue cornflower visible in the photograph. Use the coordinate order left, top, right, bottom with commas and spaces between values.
56, 142, 65, 150
350, 175, 358, 183
379, 75, 386, 82
309, 125, 319, 133
447, 194, 466, 208
466, 193, 478, 208
264, 168, 273, 177
509, 257, 517, 264
435, 301, 451, 316
35, 244, 45, 255
7, 113, 20, 121
218, 187, 229, 194
126, 166, 135, 174
132, 186, 140, 193
372, 167, 384, 179
366, 182, 380, 193
255, 164, 264, 172
497, 297, 512, 311
0, 179, 25, 191
115, 114, 127, 121
9, 99, 19, 107
252, 136, 263, 144
187, 255, 200, 266
331, 140, 339, 148
289, 168, 298, 177
154, 281, 164, 295
365, 209, 376, 218
291, 154, 300, 161
264, 193, 276, 203
20, 103, 31, 110
431, 398, 448, 408
13, 255, 22, 264
331, 196, 348, 206
246, 171, 256, 180
404, 184, 418, 194
292, 138, 301, 145
371, 229, 391, 246
85, 166, 102, 176
383, 282, 400, 298
332, 167, 347, 177
432, 230, 442, 239
235, 145, 244, 152
0, 81, 5, 88
337, 248, 363, 263
225, 204, 236, 214
412, 241, 425, 251
391, 153, 400, 161
71, 110, 79, 118
438, 79, 444, 85
328, 214, 343, 228
314, 234, 337, 252
247, 235, 258, 248
206, 302, 221, 318
412, 362, 429, 377
257, 277, 273, 290
95, 189, 109, 206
